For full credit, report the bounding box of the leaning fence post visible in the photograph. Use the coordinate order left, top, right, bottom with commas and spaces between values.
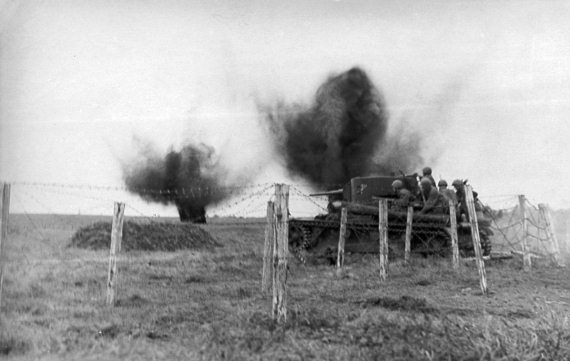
465, 185, 488, 295
336, 207, 348, 275
262, 201, 275, 292
106, 202, 125, 306
404, 206, 413, 265
272, 184, 289, 323
378, 198, 388, 281
0, 183, 11, 311
539, 204, 564, 267
518, 195, 531, 271
449, 200, 459, 269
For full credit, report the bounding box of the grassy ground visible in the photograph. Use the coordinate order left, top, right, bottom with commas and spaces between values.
1, 214, 570, 360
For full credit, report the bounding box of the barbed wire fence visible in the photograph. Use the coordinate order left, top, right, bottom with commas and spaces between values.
481, 194, 566, 267
0, 181, 568, 321
2, 182, 567, 261
0, 181, 286, 314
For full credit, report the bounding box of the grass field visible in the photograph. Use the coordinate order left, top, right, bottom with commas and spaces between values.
1, 214, 570, 360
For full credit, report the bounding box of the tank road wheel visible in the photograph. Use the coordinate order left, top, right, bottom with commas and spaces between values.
478, 226, 493, 256
288, 224, 313, 264
458, 231, 492, 257
479, 234, 492, 256
413, 230, 451, 257
307, 228, 340, 265
430, 230, 452, 257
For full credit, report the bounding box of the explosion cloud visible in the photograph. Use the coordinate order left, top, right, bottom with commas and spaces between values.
123, 143, 229, 223
123, 67, 424, 221
265, 67, 423, 189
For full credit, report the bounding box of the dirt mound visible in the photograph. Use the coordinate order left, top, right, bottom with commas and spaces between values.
69, 221, 221, 251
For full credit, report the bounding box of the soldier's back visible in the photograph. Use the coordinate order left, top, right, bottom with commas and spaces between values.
441, 189, 458, 206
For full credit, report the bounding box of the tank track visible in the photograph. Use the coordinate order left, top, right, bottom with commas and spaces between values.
290, 219, 492, 261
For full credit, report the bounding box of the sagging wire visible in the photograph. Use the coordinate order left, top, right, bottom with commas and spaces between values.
8, 192, 44, 266
10, 191, 49, 242
29, 184, 118, 206
210, 183, 274, 217
485, 202, 525, 251
16, 187, 63, 216
9, 180, 276, 200
526, 211, 548, 232
290, 185, 328, 213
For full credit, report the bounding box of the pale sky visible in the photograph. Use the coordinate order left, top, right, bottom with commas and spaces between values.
1, 0, 570, 216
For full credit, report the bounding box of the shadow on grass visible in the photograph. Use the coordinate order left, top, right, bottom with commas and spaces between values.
0, 324, 31, 356
116, 294, 149, 307
184, 275, 208, 283
356, 295, 439, 314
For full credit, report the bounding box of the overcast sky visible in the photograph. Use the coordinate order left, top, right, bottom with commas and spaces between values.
1, 0, 570, 216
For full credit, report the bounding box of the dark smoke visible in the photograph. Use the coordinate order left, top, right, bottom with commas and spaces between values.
264, 67, 423, 189
123, 67, 424, 219
123, 143, 228, 223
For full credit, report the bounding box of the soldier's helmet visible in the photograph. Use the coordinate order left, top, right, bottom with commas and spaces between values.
391, 180, 404, 189
438, 179, 448, 187
420, 178, 432, 189
452, 179, 463, 188
422, 167, 432, 175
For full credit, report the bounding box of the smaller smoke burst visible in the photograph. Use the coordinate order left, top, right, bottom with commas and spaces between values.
123, 143, 228, 223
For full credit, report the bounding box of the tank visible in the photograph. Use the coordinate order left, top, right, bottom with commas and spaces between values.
289, 175, 493, 264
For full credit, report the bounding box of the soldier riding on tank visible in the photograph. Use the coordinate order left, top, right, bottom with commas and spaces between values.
418, 178, 447, 215
421, 167, 436, 188
438, 179, 458, 207
391, 179, 414, 211
452, 179, 468, 221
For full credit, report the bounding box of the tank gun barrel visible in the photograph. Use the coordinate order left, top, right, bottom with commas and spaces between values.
309, 189, 343, 197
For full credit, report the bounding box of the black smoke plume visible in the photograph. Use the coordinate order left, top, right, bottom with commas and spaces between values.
123, 67, 423, 220
123, 143, 228, 223
264, 67, 423, 189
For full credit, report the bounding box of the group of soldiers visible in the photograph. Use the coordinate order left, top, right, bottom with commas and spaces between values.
391, 166, 473, 220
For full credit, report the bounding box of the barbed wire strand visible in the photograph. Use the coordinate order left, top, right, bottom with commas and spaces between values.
13, 187, 113, 231
290, 186, 328, 213
487, 210, 522, 250
8, 180, 275, 198
10, 191, 49, 242
7, 192, 49, 267
215, 184, 274, 217
20, 184, 118, 206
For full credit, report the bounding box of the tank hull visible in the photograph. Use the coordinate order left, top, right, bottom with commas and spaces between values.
287, 175, 493, 264
289, 209, 492, 264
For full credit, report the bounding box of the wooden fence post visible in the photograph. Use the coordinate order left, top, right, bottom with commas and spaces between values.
262, 201, 275, 292
336, 207, 348, 276
272, 184, 289, 323
106, 202, 125, 306
449, 199, 459, 269
378, 198, 388, 281
0, 183, 11, 311
465, 185, 488, 295
539, 204, 564, 267
404, 206, 413, 265
518, 195, 531, 271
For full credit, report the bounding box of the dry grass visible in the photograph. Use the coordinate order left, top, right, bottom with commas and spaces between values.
1, 214, 570, 360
